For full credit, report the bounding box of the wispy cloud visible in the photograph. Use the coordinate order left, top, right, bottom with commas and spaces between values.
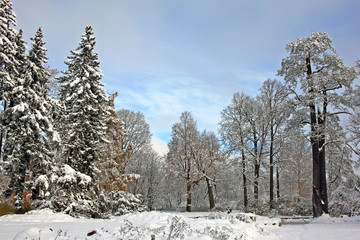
12, 0, 360, 142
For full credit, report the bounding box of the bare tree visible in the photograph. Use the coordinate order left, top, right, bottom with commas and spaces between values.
219, 92, 250, 211
166, 112, 200, 212
258, 79, 290, 208
117, 109, 163, 209
117, 109, 152, 171
196, 130, 224, 210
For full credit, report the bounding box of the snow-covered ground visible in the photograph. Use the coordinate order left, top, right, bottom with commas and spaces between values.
0, 209, 359, 240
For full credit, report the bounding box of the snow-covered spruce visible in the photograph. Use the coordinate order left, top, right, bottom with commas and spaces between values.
39, 164, 148, 218
57, 25, 109, 179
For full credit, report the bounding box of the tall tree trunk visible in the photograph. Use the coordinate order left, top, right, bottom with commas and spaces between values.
186, 155, 192, 212
307, 56, 323, 217
242, 149, 248, 211
311, 105, 322, 217
253, 138, 259, 202
254, 162, 260, 201
186, 178, 192, 212
269, 122, 274, 209
318, 108, 328, 213
276, 166, 280, 199
205, 177, 215, 210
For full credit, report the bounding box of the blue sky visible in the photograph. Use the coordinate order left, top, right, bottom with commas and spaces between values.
12, 0, 360, 153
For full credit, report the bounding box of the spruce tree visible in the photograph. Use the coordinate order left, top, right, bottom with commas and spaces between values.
26, 28, 59, 201
0, 0, 18, 162
58, 25, 109, 178
2, 28, 59, 211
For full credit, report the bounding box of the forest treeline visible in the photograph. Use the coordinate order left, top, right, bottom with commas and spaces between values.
1, 0, 360, 218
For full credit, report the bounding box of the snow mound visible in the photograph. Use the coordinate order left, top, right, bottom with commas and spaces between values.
14, 227, 59, 240
5, 211, 280, 240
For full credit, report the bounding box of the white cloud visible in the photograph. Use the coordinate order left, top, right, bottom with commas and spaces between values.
11, 0, 360, 143
151, 137, 169, 156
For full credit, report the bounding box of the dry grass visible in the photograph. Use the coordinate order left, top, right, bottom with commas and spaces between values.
0, 201, 15, 216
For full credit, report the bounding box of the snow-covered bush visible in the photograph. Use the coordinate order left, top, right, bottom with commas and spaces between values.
40, 164, 147, 218
329, 177, 360, 217
106, 191, 148, 216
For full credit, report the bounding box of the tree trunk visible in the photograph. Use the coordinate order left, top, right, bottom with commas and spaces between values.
242, 149, 248, 211
318, 112, 328, 213
307, 56, 323, 218
205, 177, 215, 210
254, 162, 260, 201
276, 166, 280, 199
269, 122, 274, 209
186, 154, 192, 212
186, 179, 192, 212
253, 138, 259, 202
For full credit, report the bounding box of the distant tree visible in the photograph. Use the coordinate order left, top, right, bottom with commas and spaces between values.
241, 96, 268, 206
58, 25, 109, 178
279, 129, 312, 205
258, 79, 290, 208
116, 109, 152, 171
116, 109, 161, 205
47, 67, 60, 99
127, 149, 163, 210
167, 112, 224, 211
167, 112, 200, 212
96, 93, 133, 192
278, 32, 357, 217
197, 130, 224, 210
219, 92, 251, 211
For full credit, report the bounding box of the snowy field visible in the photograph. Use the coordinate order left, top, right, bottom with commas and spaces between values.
0, 209, 359, 240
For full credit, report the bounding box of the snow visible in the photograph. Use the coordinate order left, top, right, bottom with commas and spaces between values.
34, 175, 49, 190
0, 210, 359, 240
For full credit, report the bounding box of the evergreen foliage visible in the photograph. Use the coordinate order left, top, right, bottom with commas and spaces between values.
2, 27, 58, 211
0, 0, 18, 164
58, 25, 109, 178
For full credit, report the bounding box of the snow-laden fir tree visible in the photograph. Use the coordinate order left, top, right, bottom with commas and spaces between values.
51, 25, 148, 218
0, 0, 18, 163
2, 27, 59, 211
58, 25, 109, 178
1, 28, 26, 211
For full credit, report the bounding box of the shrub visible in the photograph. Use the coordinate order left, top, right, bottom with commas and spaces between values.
0, 201, 15, 216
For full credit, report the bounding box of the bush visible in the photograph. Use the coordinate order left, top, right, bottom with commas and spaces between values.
0, 201, 15, 216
